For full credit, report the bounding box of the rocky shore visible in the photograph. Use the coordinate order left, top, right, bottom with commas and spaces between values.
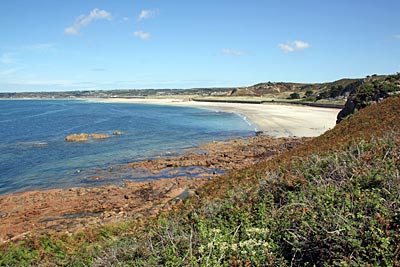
0, 135, 309, 244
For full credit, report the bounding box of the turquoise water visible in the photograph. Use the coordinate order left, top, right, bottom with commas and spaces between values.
0, 100, 254, 195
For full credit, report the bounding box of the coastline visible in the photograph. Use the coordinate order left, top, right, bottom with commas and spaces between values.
0, 98, 339, 243
0, 135, 307, 243
91, 98, 340, 137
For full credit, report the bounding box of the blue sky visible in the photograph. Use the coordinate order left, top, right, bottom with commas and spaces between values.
0, 0, 399, 92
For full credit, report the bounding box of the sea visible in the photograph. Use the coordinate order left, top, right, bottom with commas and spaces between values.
0, 100, 255, 195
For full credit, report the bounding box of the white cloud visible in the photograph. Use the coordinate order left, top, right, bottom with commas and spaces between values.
394, 34, 400, 39
138, 9, 158, 21
279, 40, 310, 53
222, 48, 245, 56
65, 8, 112, 35
278, 44, 294, 53
134, 30, 151, 40
293, 40, 310, 50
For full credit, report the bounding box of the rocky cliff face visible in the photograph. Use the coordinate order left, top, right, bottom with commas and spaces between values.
336, 74, 400, 123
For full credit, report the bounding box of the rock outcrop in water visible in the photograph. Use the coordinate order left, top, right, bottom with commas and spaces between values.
113, 131, 123, 135
65, 133, 89, 142
65, 133, 116, 142
89, 133, 110, 139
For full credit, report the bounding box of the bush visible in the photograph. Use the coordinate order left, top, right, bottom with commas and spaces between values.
305, 90, 314, 97
288, 92, 301, 99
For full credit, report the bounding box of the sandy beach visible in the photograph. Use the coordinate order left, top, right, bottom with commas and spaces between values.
93, 98, 340, 137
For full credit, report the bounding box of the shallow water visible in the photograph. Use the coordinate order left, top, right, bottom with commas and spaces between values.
0, 100, 254, 195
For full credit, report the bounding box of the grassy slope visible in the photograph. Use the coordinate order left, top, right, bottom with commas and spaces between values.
1, 97, 399, 266
101, 96, 400, 266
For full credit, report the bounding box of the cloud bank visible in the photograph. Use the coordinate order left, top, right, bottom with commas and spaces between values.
279, 40, 310, 53
65, 8, 112, 35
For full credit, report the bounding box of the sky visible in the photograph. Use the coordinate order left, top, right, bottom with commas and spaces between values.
0, 0, 400, 92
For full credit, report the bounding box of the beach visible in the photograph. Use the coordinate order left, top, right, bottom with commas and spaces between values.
93, 98, 340, 137
0, 98, 340, 243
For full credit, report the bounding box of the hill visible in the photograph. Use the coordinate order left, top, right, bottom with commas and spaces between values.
1, 92, 398, 266
231, 73, 399, 103
230, 78, 360, 98
1, 74, 398, 110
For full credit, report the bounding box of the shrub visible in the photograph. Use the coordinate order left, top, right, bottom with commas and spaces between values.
288, 92, 301, 99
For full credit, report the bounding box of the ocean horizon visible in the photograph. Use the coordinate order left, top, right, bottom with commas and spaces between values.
0, 100, 254, 195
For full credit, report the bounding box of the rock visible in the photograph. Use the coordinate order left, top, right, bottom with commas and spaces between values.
89, 133, 110, 139
113, 131, 123, 135
65, 133, 89, 142
336, 98, 356, 123
65, 133, 111, 142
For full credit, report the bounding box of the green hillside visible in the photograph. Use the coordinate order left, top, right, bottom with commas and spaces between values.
95, 96, 400, 266
1, 96, 399, 266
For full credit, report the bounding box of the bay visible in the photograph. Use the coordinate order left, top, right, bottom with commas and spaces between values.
0, 100, 254, 195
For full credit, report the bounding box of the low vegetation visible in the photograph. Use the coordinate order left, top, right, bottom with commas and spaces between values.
0, 95, 399, 266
